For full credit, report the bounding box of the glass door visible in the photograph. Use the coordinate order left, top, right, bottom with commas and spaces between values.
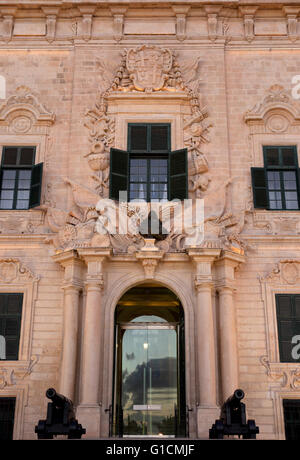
116, 324, 178, 437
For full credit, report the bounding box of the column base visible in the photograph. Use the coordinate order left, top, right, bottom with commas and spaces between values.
76, 404, 101, 439
196, 406, 220, 439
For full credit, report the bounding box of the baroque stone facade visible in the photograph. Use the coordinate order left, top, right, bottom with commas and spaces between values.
0, 0, 300, 440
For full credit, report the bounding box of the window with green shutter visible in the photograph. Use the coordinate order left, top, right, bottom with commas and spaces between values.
283, 399, 300, 440
0, 146, 43, 210
0, 293, 23, 360
251, 146, 300, 210
109, 124, 188, 202
276, 294, 300, 362
0, 398, 16, 440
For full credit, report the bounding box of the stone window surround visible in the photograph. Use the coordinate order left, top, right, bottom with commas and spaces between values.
260, 263, 300, 439
0, 385, 28, 440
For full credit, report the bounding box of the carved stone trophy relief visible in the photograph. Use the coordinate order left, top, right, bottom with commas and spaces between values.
44, 45, 248, 254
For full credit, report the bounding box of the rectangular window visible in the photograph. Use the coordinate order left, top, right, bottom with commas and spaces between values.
0, 146, 43, 210
0, 293, 23, 360
276, 294, 300, 363
109, 124, 188, 202
251, 146, 300, 210
0, 398, 16, 440
283, 399, 300, 440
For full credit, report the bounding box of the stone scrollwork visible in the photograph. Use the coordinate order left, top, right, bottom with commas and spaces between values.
244, 84, 300, 134
0, 85, 55, 133
260, 356, 300, 390
259, 259, 300, 285
0, 356, 39, 389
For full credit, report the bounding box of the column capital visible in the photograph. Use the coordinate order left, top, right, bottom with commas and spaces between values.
84, 276, 104, 291
194, 275, 214, 292
61, 281, 83, 292
215, 282, 236, 294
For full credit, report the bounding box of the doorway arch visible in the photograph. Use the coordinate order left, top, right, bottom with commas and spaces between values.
112, 284, 186, 437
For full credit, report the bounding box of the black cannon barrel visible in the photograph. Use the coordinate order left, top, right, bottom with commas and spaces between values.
225, 388, 245, 405
46, 388, 73, 408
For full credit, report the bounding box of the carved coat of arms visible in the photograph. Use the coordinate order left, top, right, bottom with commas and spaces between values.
126, 45, 173, 92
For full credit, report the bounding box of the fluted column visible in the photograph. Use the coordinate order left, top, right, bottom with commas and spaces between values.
215, 250, 245, 401
52, 250, 84, 402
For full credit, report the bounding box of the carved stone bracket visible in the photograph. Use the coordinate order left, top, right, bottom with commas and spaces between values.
0, 7, 17, 42
136, 240, 164, 279
78, 6, 96, 42
110, 7, 127, 42
172, 6, 190, 41
282, 7, 300, 42
42, 7, 60, 43
204, 6, 222, 42
239, 7, 258, 42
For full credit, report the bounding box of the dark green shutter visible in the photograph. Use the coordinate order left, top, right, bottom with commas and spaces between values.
109, 148, 129, 200
169, 148, 188, 201
251, 167, 269, 209
29, 162, 43, 209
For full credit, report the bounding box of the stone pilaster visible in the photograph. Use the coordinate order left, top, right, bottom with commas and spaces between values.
188, 248, 220, 438
52, 250, 84, 402
76, 248, 111, 438
215, 250, 245, 402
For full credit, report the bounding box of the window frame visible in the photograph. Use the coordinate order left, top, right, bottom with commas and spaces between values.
0, 293, 23, 361
263, 145, 300, 211
275, 293, 300, 363
128, 123, 171, 202
0, 145, 38, 211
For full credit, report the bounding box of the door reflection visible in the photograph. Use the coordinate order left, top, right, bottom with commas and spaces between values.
122, 328, 177, 436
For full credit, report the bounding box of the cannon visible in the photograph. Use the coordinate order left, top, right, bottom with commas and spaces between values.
209, 389, 259, 439
35, 388, 86, 439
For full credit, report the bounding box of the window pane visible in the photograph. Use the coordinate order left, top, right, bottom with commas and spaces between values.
19, 147, 34, 165
151, 125, 169, 151
130, 126, 148, 151
16, 200, 29, 209
2, 148, 18, 166
17, 190, 30, 200
2, 170, 16, 180
0, 190, 13, 200
18, 170, 31, 179
0, 200, 13, 209
266, 148, 279, 166
281, 147, 297, 166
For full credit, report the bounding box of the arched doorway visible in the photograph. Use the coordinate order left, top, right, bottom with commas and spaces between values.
112, 284, 186, 437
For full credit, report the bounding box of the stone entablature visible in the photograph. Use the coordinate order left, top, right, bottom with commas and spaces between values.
0, 3, 300, 44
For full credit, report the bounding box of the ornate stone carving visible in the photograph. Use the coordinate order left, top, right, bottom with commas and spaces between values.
260, 356, 300, 390
259, 260, 300, 284
0, 86, 55, 133
0, 356, 38, 389
172, 6, 190, 41
244, 85, 300, 134
42, 7, 60, 43
0, 258, 39, 283
1, 7, 16, 43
